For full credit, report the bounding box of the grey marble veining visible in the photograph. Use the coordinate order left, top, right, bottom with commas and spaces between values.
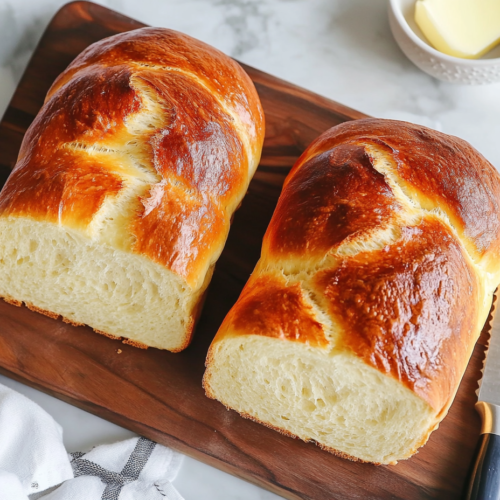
0, 1, 499, 499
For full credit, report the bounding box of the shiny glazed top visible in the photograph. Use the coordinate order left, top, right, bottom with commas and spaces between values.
212, 118, 500, 412
297, 118, 500, 266
0, 28, 265, 289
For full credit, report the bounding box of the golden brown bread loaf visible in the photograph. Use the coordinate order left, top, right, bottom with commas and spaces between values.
203, 118, 500, 464
0, 27, 264, 351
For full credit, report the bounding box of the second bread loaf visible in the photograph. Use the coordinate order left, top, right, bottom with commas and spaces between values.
203, 118, 500, 463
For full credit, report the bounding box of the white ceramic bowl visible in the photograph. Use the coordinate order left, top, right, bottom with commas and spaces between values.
389, 0, 500, 84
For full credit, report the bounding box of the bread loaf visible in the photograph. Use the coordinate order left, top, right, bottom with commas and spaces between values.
203, 118, 500, 464
0, 28, 264, 351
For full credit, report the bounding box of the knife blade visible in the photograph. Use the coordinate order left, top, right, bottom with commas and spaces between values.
465, 296, 500, 500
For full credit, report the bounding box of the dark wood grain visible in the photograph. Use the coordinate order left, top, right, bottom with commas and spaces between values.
0, 2, 487, 498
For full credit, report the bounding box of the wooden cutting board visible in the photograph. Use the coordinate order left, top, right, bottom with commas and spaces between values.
0, 2, 490, 498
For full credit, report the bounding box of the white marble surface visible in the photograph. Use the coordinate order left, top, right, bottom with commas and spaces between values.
0, 0, 499, 498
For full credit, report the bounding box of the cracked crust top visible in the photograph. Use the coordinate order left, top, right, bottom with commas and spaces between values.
295, 118, 500, 266
0, 27, 265, 290
209, 118, 500, 413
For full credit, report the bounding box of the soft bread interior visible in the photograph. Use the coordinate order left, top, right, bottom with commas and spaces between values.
205, 335, 436, 464
0, 216, 207, 350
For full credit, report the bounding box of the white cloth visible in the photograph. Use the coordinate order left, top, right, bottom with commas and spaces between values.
43, 438, 184, 500
0, 470, 29, 500
0, 383, 72, 497
0, 383, 184, 500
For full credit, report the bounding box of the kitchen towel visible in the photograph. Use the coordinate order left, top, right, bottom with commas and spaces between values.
0, 383, 73, 498
42, 437, 184, 500
0, 383, 184, 499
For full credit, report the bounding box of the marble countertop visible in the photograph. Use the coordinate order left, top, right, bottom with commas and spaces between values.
1, 0, 499, 498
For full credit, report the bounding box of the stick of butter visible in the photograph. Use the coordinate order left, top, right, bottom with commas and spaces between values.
415, 0, 500, 59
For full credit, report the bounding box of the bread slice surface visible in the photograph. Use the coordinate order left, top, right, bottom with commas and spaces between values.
205, 335, 435, 464
0, 217, 211, 350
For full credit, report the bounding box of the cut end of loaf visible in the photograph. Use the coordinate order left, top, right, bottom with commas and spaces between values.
0, 216, 207, 351
204, 335, 437, 464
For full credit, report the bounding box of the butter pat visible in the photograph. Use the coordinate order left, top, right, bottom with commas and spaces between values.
415, 0, 500, 59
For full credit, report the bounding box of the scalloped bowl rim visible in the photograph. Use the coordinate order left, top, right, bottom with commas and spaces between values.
389, 0, 500, 66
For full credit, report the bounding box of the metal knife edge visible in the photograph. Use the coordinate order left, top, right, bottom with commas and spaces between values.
476, 291, 499, 397
464, 290, 500, 500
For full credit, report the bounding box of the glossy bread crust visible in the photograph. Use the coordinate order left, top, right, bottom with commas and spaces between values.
314, 216, 480, 411
296, 118, 500, 265
0, 27, 264, 289
46, 27, 263, 158
226, 274, 329, 348
264, 143, 404, 258
208, 118, 500, 415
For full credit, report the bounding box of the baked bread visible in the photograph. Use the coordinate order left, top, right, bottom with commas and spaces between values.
203, 118, 500, 464
0, 28, 264, 351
